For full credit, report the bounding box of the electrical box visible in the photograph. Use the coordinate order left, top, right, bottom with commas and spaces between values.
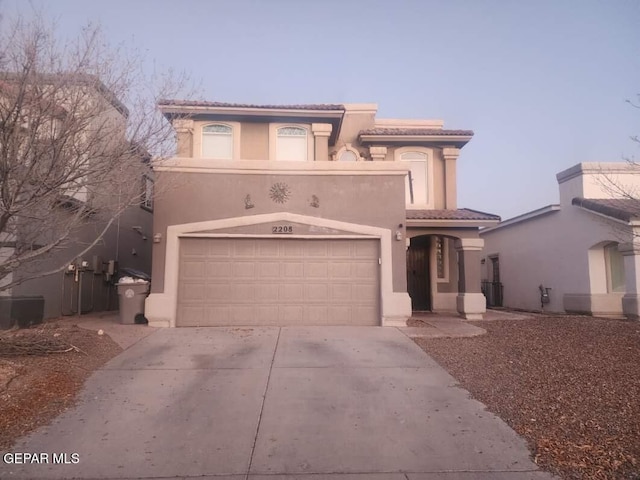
92, 255, 103, 274
107, 260, 118, 276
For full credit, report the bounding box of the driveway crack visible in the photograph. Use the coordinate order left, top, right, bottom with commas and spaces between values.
246, 326, 281, 479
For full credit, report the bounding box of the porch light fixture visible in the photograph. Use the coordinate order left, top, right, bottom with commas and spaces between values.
395, 231, 403, 241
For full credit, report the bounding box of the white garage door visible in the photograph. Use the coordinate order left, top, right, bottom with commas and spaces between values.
177, 237, 379, 326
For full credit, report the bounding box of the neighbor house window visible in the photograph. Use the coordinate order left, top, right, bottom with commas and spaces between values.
202, 123, 233, 159
142, 175, 154, 211
605, 243, 625, 293
400, 151, 429, 205
277, 126, 308, 161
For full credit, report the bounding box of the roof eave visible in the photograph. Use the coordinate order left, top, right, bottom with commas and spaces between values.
359, 134, 473, 147
406, 218, 499, 228
159, 104, 345, 118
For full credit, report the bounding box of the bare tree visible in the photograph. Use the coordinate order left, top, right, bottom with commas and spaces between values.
0, 13, 188, 291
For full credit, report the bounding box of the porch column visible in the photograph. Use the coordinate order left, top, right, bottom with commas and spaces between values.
311, 123, 332, 161
369, 146, 388, 161
619, 242, 640, 319
442, 147, 459, 209
174, 119, 194, 157
455, 238, 486, 320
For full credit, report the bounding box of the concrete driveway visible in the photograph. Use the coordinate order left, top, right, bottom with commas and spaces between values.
1, 326, 554, 479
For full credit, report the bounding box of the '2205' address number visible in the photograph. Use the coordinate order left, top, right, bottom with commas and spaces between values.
272, 225, 293, 234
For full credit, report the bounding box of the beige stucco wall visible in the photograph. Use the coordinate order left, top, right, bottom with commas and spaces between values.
151, 171, 408, 294
240, 122, 269, 160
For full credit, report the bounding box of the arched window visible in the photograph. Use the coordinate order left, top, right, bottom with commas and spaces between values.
604, 242, 625, 293
339, 150, 358, 162
335, 143, 360, 162
277, 126, 308, 161
202, 123, 233, 159
400, 151, 429, 205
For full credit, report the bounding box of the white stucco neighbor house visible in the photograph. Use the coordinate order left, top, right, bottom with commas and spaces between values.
480, 162, 640, 319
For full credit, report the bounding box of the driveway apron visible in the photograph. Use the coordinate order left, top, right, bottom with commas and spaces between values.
0, 326, 554, 479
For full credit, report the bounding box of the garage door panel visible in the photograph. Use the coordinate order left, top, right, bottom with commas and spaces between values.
206, 284, 232, 300
258, 241, 279, 257
282, 262, 303, 278
180, 283, 207, 302
258, 262, 280, 278
280, 305, 304, 323
329, 262, 352, 279
305, 242, 328, 257
354, 284, 378, 302
234, 262, 256, 277
283, 241, 304, 257
329, 241, 352, 258
177, 237, 379, 326
255, 284, 279, 301
279, 283, 304, 301
179, 306, 206, 326
234, 241, 256, 257
231, 283, 254, 302
206, 261, 232, 277
181, 261, 205, 278
256, 305, 279, 322
305, 262, 328, 278
305, 284, 328, 301
305, 305, 328, 324
330, 284, 353, 302
354, 261, 378, 279
355, 240, 378, 257
328, 305, 351, 323
207, 239, 232, 257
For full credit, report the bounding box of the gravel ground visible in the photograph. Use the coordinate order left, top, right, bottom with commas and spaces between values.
412, 314, 640, 480
0, 322, 122, 449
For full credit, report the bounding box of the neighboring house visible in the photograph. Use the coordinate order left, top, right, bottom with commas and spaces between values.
480, 162, 640, 319
0, 75, 153, 325
145, 101, 499, 328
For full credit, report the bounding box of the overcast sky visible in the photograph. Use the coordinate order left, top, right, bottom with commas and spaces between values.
4, 0, 639, 220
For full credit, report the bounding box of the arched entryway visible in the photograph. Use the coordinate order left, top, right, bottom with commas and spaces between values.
406, 234, 461, 312
406, 236, 431, 310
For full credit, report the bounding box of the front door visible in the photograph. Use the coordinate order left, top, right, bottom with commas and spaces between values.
407, 237, 431, 311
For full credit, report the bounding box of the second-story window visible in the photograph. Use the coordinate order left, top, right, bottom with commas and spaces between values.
202, 123, 233, 159
277, 126, 308, 161
401, 151, 428, 205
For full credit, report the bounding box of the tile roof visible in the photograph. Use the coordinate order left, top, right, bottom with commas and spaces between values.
406, 208, 500, 221
572, 197, 640, 222
360, 128, 474, 136
159, 99, 345, 110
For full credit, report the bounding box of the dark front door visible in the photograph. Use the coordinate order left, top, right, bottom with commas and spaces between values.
407, 237, 431, 311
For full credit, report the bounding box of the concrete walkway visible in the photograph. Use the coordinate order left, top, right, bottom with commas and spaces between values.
1, 325, 554, 479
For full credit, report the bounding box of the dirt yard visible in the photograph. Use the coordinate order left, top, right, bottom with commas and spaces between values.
413, 314, 640, 480
0, 322, 122, 449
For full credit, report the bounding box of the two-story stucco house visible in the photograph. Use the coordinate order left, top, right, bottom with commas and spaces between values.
481, 162, 640, 319
145, 101, 499, 328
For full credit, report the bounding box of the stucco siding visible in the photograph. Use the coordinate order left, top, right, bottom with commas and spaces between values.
481, 205, 629, 314
151, 171, 407, 294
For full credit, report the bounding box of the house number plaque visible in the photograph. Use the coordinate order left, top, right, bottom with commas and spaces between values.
272, 225, 293, 234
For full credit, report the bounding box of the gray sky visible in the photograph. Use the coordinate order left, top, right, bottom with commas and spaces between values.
5, 0, 640, 220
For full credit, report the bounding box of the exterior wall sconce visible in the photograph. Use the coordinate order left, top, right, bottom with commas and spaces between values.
153, 233, 162, 244
395, 231, 403, 241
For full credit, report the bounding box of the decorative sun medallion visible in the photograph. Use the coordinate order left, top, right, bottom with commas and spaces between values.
269, 182, 291, 204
